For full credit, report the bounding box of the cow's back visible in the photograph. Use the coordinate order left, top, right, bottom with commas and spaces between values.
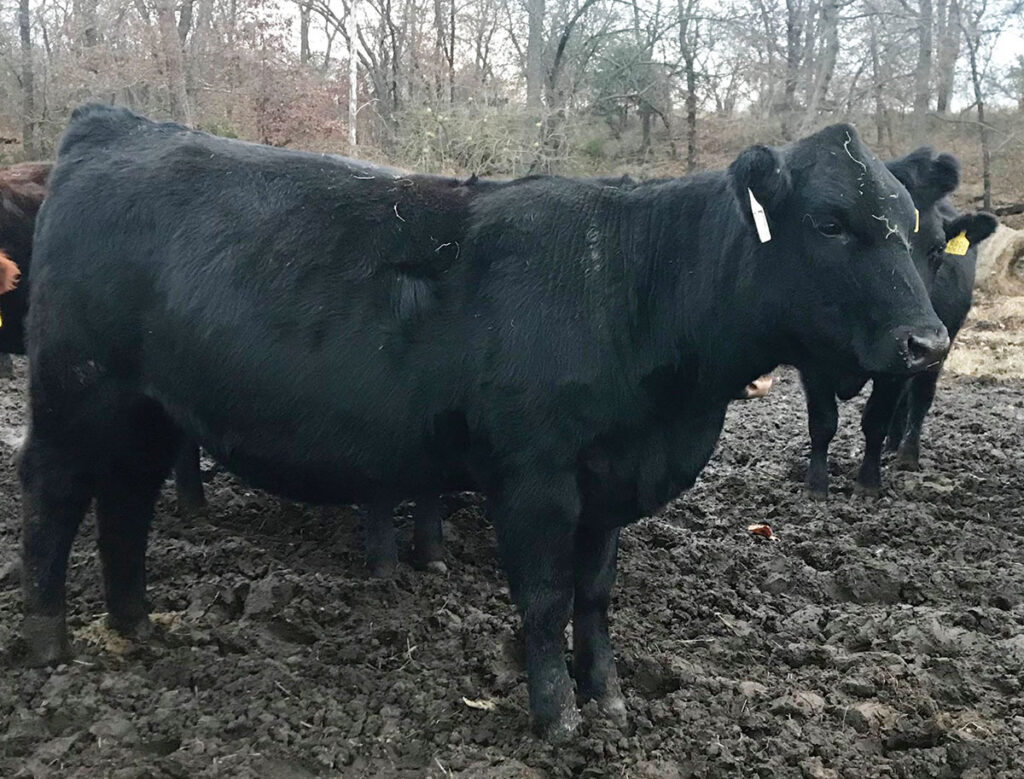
32, 106, 477, 501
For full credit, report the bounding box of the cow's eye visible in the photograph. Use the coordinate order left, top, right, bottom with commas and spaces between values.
817, 221, 843, 237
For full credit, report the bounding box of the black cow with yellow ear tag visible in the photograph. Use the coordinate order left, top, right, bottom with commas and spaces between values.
880, 203, 997, 472
797, 146, 997, 499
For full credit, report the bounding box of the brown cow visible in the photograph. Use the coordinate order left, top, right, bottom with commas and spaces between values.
0, 162, 50, 375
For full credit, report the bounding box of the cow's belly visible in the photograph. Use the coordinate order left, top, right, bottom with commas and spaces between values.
141, 314, 464, 503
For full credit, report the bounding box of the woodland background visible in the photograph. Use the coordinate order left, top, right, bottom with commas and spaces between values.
1, 0, 1023, 208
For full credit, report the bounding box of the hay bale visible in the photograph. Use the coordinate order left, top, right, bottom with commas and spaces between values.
976, 224, 1024, 294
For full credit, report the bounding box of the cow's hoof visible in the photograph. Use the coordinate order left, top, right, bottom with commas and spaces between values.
895, 455, 921, 472
107, 612, 153, 640
599, 692, 628, 727
421, 559, 448, 575
367, 560, 398, 580
534, 704, 582, 744
22, 615, 71, 666
853, 482, 881, 498
806, 486, 828, 502
176, 496, 207, 517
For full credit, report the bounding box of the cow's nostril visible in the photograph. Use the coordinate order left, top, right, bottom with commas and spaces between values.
905, 330, 950, 370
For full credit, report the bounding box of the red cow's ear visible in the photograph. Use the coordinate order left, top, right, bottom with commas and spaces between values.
0, 251, 21, 295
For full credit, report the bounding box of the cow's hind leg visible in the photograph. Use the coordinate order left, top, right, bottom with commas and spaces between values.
573, 523, 625, 725
20, 438, 95, 665
96, 399, 179, 636
412, 494, 446, 573
96, 471, 169, 637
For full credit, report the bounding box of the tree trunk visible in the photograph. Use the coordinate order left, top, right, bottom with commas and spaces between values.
156, 0, 192, 124
912, 0, 933, 141
526, 0, 545, 110
935, 0, 960, 113
178, 0, 195, 43
18, 0, 38, 157
299, 0, 311, 64
781, 0, 806, 137
433, 0, 444, 99
349, 0, 358, 146
448, 0, 455, 103
74, 0, 100, 47
965, 26, 990, 209
803, 0, 838, 126
869, 18, 885, 147
685, 55, 697, 171
388, 0, 400, 111
640, 106, 652, 156
679, 0, 699, 171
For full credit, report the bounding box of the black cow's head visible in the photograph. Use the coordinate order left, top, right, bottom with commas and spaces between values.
887, 148, 997, 284
728, 123, 948, 376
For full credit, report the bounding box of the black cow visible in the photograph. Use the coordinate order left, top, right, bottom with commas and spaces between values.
22, 105, 947, 741
0, 161, 218, 512
882, 198, 995, 468
800, 148, 997, 498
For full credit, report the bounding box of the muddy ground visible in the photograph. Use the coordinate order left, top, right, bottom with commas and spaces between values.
0, 356, 1022, 778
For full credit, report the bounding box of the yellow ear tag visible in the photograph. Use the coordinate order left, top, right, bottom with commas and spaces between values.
913, 209, 919, 233
945, 230, 969, 256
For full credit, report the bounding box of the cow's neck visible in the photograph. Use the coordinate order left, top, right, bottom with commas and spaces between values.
622, 177, 782, 400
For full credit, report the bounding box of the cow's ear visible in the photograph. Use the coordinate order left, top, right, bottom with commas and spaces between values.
728, 145, 791, 229
944, 212, 998, 245
0, 251, 20, 295
889, 147, 959, 204
928, 152, 960, 198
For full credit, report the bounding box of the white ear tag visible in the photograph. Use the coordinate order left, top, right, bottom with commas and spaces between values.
748, 188, 772, 243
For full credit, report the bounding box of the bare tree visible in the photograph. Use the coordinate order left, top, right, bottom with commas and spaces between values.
350, 0, 358, 145
934, 0, 960, 112
911, 0, 933, 141
678, 0, 699, 170
155, 0, 192, 124
961, 0, 990, 208
18, 0, 37, 156
526, 0, 545, 108
802, 0, 840, 127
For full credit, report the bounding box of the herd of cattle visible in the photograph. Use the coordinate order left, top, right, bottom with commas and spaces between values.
0, 104, 998, 741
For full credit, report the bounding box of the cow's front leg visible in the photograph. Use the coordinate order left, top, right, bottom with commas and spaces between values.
801, 371, 839, 499
573, 523, 625, 725
856, 377, 905, 496
493, 476, 580, 742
